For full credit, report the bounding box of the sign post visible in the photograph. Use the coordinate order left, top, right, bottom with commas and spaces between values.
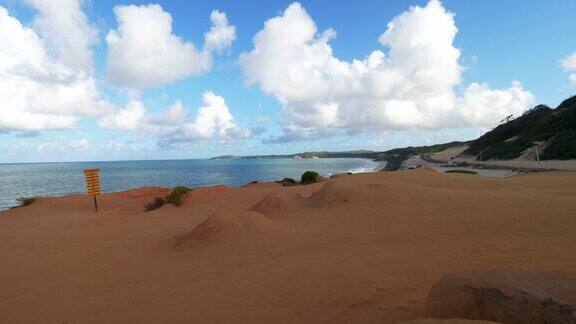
83, 168, 101, 212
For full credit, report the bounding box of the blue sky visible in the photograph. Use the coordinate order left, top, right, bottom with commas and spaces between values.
0, 0, 575, 163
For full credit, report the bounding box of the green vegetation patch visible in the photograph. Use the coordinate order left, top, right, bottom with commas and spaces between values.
541, 130, 576, 160
481, 140, 533, 161
278, 177, 298, 186
463, 95, 576, 161
164, 186, 193, 207
145, 186, 193, 211
445, 169, 478, 175
300, 171, 320, 184
378, 141, 466, 170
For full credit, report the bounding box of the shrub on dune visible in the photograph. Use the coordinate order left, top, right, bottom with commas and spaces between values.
144, 186, 193, 211
278, 177, 298, 186
300, 171, 320, 184
164, 186, 193, 207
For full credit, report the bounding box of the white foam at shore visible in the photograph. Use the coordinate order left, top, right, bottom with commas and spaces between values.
323, 160, 380, 177
347, 160, 382, 174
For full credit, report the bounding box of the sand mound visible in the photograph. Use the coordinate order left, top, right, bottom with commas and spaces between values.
250, 192, 308, 215
173, 210, 281, 246
309, 181, 361, 207
113, 186, 170, 199
426, 269, 576, 323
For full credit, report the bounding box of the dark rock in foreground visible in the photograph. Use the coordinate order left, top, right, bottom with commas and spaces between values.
426, 269, 576, 324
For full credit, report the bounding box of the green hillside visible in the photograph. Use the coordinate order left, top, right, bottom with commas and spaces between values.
463, 95, 576, 161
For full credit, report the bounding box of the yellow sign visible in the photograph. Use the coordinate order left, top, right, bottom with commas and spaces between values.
83, 168, 101, 196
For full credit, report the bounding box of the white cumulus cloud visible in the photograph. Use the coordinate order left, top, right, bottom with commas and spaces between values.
158, 92, 250, 147
99, 99, 188, 135
99, 92, 248, 146
240, 1, 534, 142
562, 53, 576, 70
105, 4, 235, 89
171, 91, 244, 141
0, 4, 105, 132
26, 0, 98, 73
561, 52, 576, 85
38, 137, 90, 153
106, 140, 136, 152
98, 100, 146, 131
458, 81, 534, 126
204, 10, 236, 52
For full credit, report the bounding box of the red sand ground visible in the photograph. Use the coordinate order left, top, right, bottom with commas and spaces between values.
0, 170, 575, 323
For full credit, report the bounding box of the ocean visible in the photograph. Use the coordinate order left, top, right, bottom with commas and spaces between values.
0, 158, 378, 211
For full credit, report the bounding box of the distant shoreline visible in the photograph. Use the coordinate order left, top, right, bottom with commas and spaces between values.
371, 160, 388, 172
0, 158, 372, 211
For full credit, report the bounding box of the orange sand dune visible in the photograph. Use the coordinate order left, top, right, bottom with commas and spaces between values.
1, 170, 575, 323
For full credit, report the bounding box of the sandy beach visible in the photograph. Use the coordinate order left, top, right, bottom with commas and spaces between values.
1, 170, 575, 323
